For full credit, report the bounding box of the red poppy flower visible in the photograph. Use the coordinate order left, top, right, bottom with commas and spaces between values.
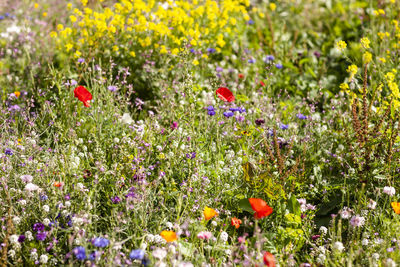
216, 87, 235, 102
260, 81, 265, 86
74, 86, 92, 107
263, 251, 276, 267
231, 217, 242, 229
238, 73, 245, 79
249, 198, 273, 219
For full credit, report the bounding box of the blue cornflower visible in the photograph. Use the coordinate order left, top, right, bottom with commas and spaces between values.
0, 16, 4, 20
108, 85, 118, 92
40, 195, 48, 201
33, 223, 45, 232
239, 107, 246, 113
92, 237, 110, 248
247, 19, 254, 25
229, 107, 240, 112
207, 106, 215, 111
207, 48, 216, 53
248, 58, 256, 64
130, 249, 145, 260
207, 110, 216, 116
89, 251, 100, 261
223, 111, 234, 118
190, 49, 196, 53
73, 246, 86, 260
296, 113, 307, 120
280, 124, 289, 130
275, 63, 283, 69
36, 231, 47, 241
5, 148, 13, 155
77, 58, 85, 63
264, 55, 275, 62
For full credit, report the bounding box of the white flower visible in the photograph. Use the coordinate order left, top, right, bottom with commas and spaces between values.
383, 186, 396, 196
367, 199, 377, 209
43, 218, 51, 226
25, 231, 33, 241
224, 249, 231, 256
166, 222, 173, 229
20, 175, 33, 183
76, 183, 84, 190
65, 201, 71, 207
178, 262, 194, 267
25, 183, 39, 192
114, 137, 120, 143
40, 255, 48, 264
386, 258, 397, 267
120, 113, 134, 124
43, 205, 50, 212
211, 221, 218, 227
332, 241, 344, 252
372, 253, 379, 260
339, 207, 352, 219
316, 254, 326, 264
350, 215, 365, 227
146, 234, 155, 243
152, 248, 167, 260
8, 249, 16, 259
19, 200, 26, 206
319, 226, 328, 235
220, 231, 229, 242
9, 235, 18, 244
12, 216, 21, 225
361, 239, 369, 246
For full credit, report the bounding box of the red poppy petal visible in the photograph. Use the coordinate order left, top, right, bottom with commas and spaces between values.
216, 87, 235, 102
74, 86, 92, 107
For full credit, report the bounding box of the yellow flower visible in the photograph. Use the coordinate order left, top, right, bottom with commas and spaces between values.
34, 3, 39, 9
160, 230, 178, 242
346, 64, 358, 80
129, 51, 136, 57
42, 12, 47, 17
112, 45, 119, 52
378, 57, 386, 63
50, 31, 58, 38
269, 3, 276, 11
70, 15, 77, 23
340, 83, 349, 91
360, 37, 370, 49
81, 0, 88, 6
65, 43, 73, 52
74, 50, 81, 58
363, 52, 372, 63
192, 59, 199, 66
67, 3, 72, 10
171, 48, 179, 55
57, 24, 64, 31
336, 40, 347, 51
14, 91, 21, 98
203, 206, 218, 221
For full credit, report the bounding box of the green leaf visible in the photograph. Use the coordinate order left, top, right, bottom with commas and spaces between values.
239, 198, 254, 213
236, 94, 250, 102
288, 194, 301, 216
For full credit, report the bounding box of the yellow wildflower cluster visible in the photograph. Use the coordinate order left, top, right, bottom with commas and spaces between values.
360, 37, 370, 49
385, 70, 400, 99
54, 0, 251, 62
336, 40, 347, 51
346, 64, 358, 80
362, 52, 372, 64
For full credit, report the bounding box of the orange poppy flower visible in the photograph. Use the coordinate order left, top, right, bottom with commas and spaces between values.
53, 181, 63, 187
203, 206, 218, 221
160, 230, 177, 242
391, 202, 400, 214
14, 91, 21, 98
249, 198, 273, 219
231, 217, 242, 229
263, 251, 276, 267
238, 73, 245, 79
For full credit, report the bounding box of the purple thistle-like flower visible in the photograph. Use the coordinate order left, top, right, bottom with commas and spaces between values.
280, 124, 289, 130
264, 55, 275, 62
111, 196, 121, 204
216, 66, 223, 72
33, 223, 45, 232
275, 63, 283, 69
207, 48, 216, 53
73, 246, 86, 260
248, 58, 256, 64
207, 110, 216, 116
206, 106, 215, 111
18, 235, 26, 243
5, 148, 13, 155
77, 58, 85, 63
247, 19, 254, 25
36, 231, 47, 241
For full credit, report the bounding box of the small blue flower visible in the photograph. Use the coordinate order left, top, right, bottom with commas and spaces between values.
89, 251, 99, 261
264, 55, 275, 62
223, 111, 234, 118
77, 58, 85, 63
5, 148, 13, 155
280, 124, 289, 130
207, 106, 215, 111
275, 63, 283, 69
207, 110, 216, 116
130, 249, 145, 260
207, 48, 216, 53
239, 107, 246, 113
296, 113, 307, 120
229, 107, 240, 112
108, 85, 118, 92
0, 15, 4, 20
190, 48, 196, 53
248, 58, 256, 64
247, 19, 254, 25
40, 195, 48, 201
92, 237, 110, 248
73, 246, 86, 260
216, 66, 223, 72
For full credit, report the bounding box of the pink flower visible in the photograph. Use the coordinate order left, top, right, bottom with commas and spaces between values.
197, 231, 213, 240
24, 183, 39, 192
350, 215, 365, 227
20, 175, 33, 183
383, 186, 396, 196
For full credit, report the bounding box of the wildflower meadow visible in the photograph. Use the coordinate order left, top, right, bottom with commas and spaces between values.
1, 0, 400, 266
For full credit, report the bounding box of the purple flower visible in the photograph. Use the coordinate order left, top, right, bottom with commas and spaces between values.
248, 58, 256, 64
92, 237, 109, 248
207, 48, 216, 53
223, 111, 234, 118
313, 51, 321, 58
255, 119, 265, 125
111, 196, 121, 204
264, 55, 275, 62
70, 79, 78, 86
280, 124, 289, 130
207, 106, 215, 111
77, 58, 85, 63
33, 223, 45, 232
130, 249, 145, 260
5, 148, 13, 155
311, 235, 320, 240
296, 113, 307, 120
89, 251, 99, 261
247, 19, 254, 25
171, 122, 178, 130
216, 66, 223, 72
18, 235, 26, 243
350, 215, 365, 227
239, 107, 246, 113
108, 85, 118, 92
73, 246, 86, 260
275, 63, 283, 69
207, 110, 216, 116
36, 231, 47, 241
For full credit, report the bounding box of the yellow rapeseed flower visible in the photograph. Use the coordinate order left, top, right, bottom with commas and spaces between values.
336, 40, 347, 51
347, 64, 358, 80
363, 52, 372, 63
360, 37, 370, 49
269, 3, 277, 11
192, 59, 199, 66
